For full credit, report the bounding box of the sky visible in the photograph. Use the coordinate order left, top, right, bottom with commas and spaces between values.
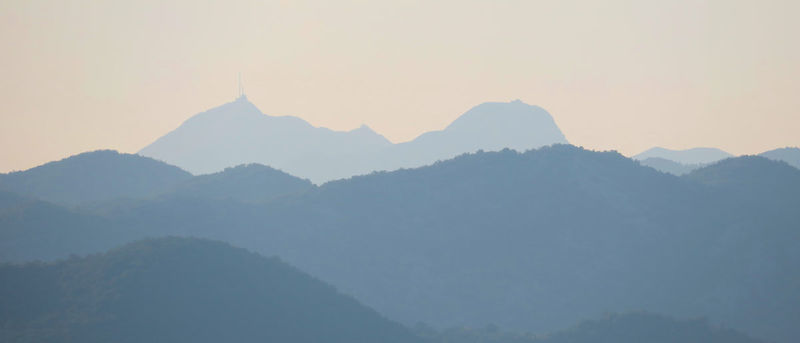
1, 0, 798, 172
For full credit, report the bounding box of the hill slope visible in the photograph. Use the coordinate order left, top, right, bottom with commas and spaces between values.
0, 190, 124, 262
759, 147, 800, 169
0, 150, 191, 206
0, 237, 421, 343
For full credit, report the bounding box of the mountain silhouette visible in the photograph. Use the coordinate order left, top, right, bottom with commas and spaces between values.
138, 98, 568, 183
3, 146, 799, 342
374, 100, 568, 172
0, 150, 191, 207
138, 97, 393, 182
633, 147, 732, 165
759, 147, 800, 169
0, 237, 421, 343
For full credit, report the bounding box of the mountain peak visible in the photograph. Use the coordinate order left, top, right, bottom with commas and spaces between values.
446, 100, 553, 130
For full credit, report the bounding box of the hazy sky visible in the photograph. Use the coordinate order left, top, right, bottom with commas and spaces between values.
1, 0, 798, 172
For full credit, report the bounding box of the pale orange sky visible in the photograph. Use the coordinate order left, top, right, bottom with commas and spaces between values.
1, 0, 798, 172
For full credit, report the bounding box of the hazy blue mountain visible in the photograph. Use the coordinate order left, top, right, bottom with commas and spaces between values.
633, 147, 732, 165
376, 100, 568, 171
0, 237, 421, 343
638, 157, 704, 175
163, 163, 315, 204
139, 98, 568, 182
416, 312, 764, 343
0, 150, 191, 207
0, 190, 127, 262
138, 96, 393, 182
759, 147, 800, 169
4, 146, 799, 342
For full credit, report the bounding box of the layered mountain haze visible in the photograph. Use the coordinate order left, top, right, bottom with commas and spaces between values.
139, 97, 568, 183
633, 147, 733, 165
2, 145, 799, 342
636, 157, 702, 176
635, 147, 800, 175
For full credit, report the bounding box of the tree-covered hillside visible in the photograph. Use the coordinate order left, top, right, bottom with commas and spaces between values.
0, 150, 192, 206
0, 237, 421, 343
163, 163, 315, 204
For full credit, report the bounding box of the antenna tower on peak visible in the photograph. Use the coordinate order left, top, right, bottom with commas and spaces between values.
237, 73, 246, 100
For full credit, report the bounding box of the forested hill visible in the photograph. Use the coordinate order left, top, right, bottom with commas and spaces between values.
0, 150, 191, 206
0, 237, 421, 343
162, 163, 315, 204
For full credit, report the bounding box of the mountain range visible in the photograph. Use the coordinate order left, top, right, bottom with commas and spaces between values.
633, 146, 800, 175
633, 147, 733, 165
1, 145, 798, 342
138, 97, 568, 183
0, 237, 764, 343
2, 97, 799, 342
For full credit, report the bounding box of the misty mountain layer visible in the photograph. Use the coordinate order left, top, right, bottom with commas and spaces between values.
2, 145, 798, 342
633, 147, 732, 165
138, 98, 568, 182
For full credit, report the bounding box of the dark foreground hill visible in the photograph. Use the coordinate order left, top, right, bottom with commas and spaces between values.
0, 237, 420, 343
2, 145, 799, 342
0, 150, 192, 206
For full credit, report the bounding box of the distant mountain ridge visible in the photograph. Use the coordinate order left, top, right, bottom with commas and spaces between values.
633, 147, 732, 165
635, 146, 800, 175
759, 147, 800, 169
139, 97, 568, 183
637, 157, 703, 175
